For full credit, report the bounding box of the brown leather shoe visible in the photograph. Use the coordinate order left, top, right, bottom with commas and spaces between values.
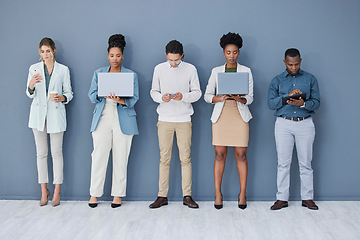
183, 196, 199, 208
149, 197, 168, 208
270, 200, 288, 210
302, 200, 319, 210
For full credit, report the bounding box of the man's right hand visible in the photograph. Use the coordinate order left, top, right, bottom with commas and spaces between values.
162, 93, 171, 102
289, 89, 302, 96
29, 73, 42, 90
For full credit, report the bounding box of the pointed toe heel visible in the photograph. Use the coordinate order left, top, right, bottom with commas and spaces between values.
40, 189, 50, 207
238, 194, 247, 210
111, 203, 121, 208
88, 203, 98, 208
238, 204, 247, 210
214, 204, 223, 210
214, 194, 223, 210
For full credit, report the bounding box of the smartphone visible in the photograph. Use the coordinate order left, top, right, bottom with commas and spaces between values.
33, 69, 43, 84
33, 69, 42, 77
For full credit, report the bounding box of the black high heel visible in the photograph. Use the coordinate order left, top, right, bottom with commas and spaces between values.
214, 194, 223, 210
111, 203, 121, 208
238, 194, 247, 210
111, 197, 122, 208
88, 203, 98, 208
89, 196, 98, 208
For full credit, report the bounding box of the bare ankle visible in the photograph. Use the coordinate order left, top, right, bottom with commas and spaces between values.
89, 196, 97, 203
112, 197, 122, 204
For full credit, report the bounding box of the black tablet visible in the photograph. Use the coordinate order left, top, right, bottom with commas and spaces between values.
282, 93, 306, 105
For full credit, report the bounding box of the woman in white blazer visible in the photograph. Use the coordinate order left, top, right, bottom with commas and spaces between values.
204, 33, 253, 210
26, 37, 73, 207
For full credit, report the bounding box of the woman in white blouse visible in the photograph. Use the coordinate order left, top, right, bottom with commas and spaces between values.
204, 32, 253, 210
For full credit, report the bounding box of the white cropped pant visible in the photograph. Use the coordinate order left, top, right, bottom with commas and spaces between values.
32, 127, 64, 184
90, 101, 133, 197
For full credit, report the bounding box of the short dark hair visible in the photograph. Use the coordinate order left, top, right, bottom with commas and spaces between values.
220, 32, 243, 49
165, 40, 184, 55
108, 34, 126, 53
285, 48, 301, 59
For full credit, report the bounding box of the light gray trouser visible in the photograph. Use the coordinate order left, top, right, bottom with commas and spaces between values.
275, 117, 315, 201
33, 128, 64, 184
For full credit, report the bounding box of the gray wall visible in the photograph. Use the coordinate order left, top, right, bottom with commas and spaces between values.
1, 0, 359, 201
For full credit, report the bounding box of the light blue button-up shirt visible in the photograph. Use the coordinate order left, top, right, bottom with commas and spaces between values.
268, 69, 320, 117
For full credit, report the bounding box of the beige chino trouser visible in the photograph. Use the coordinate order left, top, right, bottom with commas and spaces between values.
90, 101, 133, 197
33, 126, 64, 184
157, 121, 192, 197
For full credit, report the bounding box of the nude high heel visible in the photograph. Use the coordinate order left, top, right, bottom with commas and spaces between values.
40, 189, 50, 207
52, 191, 60, 207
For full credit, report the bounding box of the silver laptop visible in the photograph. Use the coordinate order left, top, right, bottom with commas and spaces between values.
217, 72, 249, 95
98, 72, 134, 97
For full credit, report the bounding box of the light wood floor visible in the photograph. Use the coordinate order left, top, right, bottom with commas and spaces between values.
0, 200, 359, 240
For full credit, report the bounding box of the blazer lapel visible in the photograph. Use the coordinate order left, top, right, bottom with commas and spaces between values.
38, 62, 47, 99
48, 62, 59, 94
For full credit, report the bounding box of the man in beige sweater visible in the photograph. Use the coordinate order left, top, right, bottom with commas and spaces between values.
149, 40, 202, 209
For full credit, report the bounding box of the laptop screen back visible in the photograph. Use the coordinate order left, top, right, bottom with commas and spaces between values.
217, 72, 249, 95
98, 72, 134, 97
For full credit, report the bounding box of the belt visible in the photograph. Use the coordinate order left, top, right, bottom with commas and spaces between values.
280, 115, 311, 122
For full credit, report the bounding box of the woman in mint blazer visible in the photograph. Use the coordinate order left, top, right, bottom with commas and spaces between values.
26, 37, 73, 207
88, 34, 139, 208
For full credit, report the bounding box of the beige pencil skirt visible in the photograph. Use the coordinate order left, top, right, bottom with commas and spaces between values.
212, 100, 249, 147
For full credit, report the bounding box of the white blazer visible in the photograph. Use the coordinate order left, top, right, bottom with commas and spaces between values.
26, 61, 73, 133
204, 63, 253, 123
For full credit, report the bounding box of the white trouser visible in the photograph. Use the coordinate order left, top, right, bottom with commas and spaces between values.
275, 117, 315, 201
90, 101, 133, 197
32, 127, 64, 184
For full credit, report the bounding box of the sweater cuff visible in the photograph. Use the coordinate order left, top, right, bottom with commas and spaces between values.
28, 87, 35, 95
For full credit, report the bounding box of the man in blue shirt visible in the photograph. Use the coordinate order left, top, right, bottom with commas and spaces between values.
268, 48, 320, 210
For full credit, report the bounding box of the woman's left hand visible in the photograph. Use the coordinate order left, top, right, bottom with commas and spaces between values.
53, 94, 65, 103
230, 94, 247, 104
105, 93, 126, 105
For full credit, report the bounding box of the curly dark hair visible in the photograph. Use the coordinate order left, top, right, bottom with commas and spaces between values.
220, 32, 243, 49
108, 34, 126, 53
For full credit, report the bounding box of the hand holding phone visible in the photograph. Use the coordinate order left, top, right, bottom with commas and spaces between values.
29, 70, 43, 90
171, 92, 183, 101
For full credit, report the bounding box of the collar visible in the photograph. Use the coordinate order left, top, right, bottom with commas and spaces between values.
167, 60, 182, 68
282, 69, 304, 77
107, 65, 125, 72
223, 62, 239, 71
42, 61, 56, 75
